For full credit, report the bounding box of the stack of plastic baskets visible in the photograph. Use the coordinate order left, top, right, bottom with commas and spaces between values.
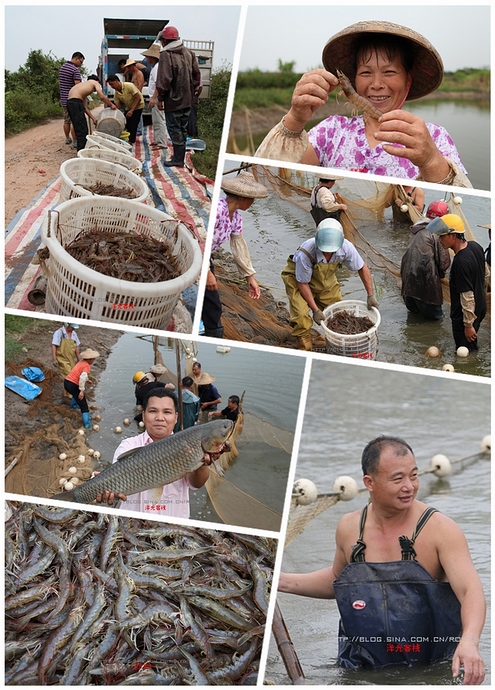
59, 158, 149, 203
85, 132, 133, 154
77, 147, 142, 175
320, 300, 381, 360
41, 197, 202, 330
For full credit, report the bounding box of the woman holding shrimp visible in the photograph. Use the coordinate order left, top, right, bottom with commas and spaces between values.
256, 21, 471, 187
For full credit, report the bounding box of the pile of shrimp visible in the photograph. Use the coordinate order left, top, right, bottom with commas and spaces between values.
5, 502, 274, 685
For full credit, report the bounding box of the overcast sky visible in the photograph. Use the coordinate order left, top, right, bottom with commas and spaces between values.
239, 5, 491, 73
4, 5, 241, 74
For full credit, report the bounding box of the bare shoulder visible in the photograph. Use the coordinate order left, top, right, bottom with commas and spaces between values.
336, 508, 362, 541
425, 506, 468, 544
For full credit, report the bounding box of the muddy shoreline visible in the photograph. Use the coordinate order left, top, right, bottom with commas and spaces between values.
5, 320, 123, 498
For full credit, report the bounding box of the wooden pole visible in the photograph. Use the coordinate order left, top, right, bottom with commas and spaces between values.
272, 602, 307, 684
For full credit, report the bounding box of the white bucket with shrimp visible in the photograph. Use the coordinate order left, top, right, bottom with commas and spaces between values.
321, 300, 381, 360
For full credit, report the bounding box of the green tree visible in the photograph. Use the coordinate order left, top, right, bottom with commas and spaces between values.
278, 59, 296, 73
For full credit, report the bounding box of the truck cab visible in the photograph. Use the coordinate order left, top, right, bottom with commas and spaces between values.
99, 18, 214, 122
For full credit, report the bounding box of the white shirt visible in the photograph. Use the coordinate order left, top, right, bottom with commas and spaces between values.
112, 431, 194, 517
294, 238, 364, 283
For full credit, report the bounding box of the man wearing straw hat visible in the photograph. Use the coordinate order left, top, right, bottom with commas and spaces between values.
256, 21, 470, 187
310, 175, 348, 226
196, 372, 221, 424
201, 170, 268, 338
141, 43, 168, 150
282, 218, 377, 351
155, 25, 201, 167
279, 435, 486, 683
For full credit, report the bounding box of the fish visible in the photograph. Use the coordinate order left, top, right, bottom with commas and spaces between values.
52, 420, 233, 505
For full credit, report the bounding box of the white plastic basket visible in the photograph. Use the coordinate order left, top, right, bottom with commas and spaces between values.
96, 108, 126, 138
321, 300, 381, 360
59, 158, 149, 204
77, 147, 142, 175
85, 132, 133, 153
41, 197, 202, 329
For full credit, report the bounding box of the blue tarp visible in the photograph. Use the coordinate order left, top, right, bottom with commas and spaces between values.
5, 376, 42, 400
21, 366, 45, 382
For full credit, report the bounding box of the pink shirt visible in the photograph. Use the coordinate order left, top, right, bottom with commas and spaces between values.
212, 197, 243, 252
112, 431, 194, 518
308, 115, 467, 179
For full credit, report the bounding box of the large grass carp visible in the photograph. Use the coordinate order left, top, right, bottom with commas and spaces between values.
52, 420, 233, 505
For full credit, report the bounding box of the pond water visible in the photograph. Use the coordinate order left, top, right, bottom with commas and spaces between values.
233, 100, 490, 191
90, 333, 306, 529
265, 360, 491, 685
240, 178, 491, 377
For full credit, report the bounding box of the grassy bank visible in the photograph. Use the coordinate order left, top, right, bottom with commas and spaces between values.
5, 315, 46, 362
233, 67, 490, 111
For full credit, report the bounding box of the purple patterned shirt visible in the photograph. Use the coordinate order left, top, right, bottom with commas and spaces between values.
308, 115, 467, 179
212, 198, 243, 252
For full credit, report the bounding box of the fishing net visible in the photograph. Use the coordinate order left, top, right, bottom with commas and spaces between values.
253, 165, 479, 305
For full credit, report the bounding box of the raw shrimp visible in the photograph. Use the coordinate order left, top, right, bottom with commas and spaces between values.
337, 70, 382, 120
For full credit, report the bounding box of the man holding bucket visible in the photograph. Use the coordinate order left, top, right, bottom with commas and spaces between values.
281, 219, 378, 351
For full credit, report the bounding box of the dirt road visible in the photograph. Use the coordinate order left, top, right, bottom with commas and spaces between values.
5, 118, 77, 226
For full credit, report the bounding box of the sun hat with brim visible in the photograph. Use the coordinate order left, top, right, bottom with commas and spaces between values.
80, 348, 100, 360
429, 214, 465, 236
322, 20, 444, 101
141, 44, 161, 60
221, 171, 268, 199
196, 373, 216, 385
318, 174, 344, 182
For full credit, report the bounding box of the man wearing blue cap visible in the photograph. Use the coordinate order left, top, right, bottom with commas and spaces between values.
281, 219, 377, 350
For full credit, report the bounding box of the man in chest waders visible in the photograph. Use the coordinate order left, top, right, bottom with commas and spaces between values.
278, 436, 486, 684
281, 219, 378, 350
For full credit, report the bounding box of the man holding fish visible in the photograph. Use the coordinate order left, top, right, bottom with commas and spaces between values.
54, 389, 232, 518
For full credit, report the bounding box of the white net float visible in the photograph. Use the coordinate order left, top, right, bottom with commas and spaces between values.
115, 426, 122, 434
442, 363, 455, 372
480, 435, 491, 453
292, 478, 318, 505
93, 424, 100, 432
64, 481, 74, 491
430, 454, 452, 477
425, 346, 441, 358
456, 346, 469, 357
333, 475, 359, 501
58, 452, 67, 461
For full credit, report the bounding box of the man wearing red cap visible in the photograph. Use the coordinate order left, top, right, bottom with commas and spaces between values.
156, 25, 201, 167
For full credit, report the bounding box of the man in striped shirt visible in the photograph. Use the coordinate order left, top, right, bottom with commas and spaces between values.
58, 52, 85, 146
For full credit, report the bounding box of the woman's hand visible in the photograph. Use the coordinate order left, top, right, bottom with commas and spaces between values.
246, 275, 260, 299
285, 69, 339, 131
205, 270, 217, 291
374, 110, 450, 182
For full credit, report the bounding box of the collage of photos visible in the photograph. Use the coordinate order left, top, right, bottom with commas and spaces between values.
3, 3, 492, 687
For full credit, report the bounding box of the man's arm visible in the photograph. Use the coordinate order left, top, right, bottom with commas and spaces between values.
436, 514, 486, 685
200, 396, 221, 410
278, 567, 335, 598
94, 83, 117, 109
188, 465, 209, 489
126, 91, 142, 118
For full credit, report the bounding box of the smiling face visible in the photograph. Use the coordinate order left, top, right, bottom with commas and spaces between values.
142, 395, 178, 442
354, 48, 412, 114
365, 445, 419, 512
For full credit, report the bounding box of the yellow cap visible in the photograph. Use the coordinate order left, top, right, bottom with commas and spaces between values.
133, 371, 147, 384
440, 213, 465, 233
